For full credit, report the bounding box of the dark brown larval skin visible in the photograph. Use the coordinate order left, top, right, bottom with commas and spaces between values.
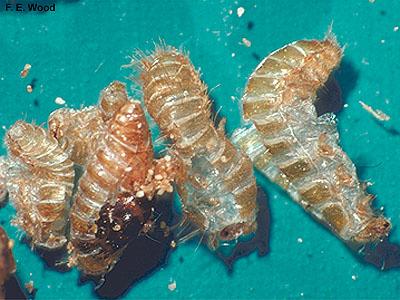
0, 226, 16, 299
139, 47, 258, 249
73, 192, 153, 276
232, 34, 390, 245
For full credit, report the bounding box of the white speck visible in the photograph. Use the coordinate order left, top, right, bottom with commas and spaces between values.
136, 190, 145, 198
242, 37, 252, 47
237, 7, 245, 17
231, 52, 236, 57
230, 96, 235, 101
55, 97, 66, 105
394, 26, 399, 32
168, 280, 176, 291
297, 237, 303, 243
300, 292, 304, 297
344, 104, 349, 108
351, 275, 357, 281
380, 39, 385, 44
228, 9, 233, 15
361, 58, 369, 65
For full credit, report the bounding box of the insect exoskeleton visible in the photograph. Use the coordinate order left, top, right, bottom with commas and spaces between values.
0, 157, 8, 204
69, 101, 156, 275
48, 81, 129, 166
232, 34, 391, 244
0, 226, 16, 299
5, 121, 74, 249
137, 46, 258, 249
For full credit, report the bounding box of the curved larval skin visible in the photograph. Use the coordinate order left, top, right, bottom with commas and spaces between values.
5, 121, 74, 249
69, 101, 154, 275
0, 226, 16, 299
139, 47, 258, 249
232, 36, 390, 244
48, 81, 129, 166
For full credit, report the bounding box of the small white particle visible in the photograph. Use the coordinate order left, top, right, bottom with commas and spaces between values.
242, 37, 252, 47
230, 96, 235, 101
168, 280, 176, 291
136, 190, 145, 198
394, 26, 399, 32
55, 97, 66, 105
297, 237, 303, 243
351, 275, 357, 281
237, 7, 245, 17
380, 39, 385, 44
344, 104, 349, 108
228, 9, 233, 15
231, 52, 236, 57
300, 292, 304, 297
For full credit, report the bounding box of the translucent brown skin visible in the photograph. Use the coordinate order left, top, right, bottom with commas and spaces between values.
233, 36, 390, 244
48, 81, 128, 166
139, 47, 258, 249
5, 121, 74, 249
69, 101, 155, 275
0, 226, 16, 299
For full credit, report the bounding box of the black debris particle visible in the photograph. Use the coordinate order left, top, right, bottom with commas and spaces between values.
379, 10, 386, 16
33, 99, 39, 107
247, 21, 254, 30
179, 256, 184, 263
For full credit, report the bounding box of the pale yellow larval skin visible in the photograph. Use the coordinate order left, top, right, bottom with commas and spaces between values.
232, 35, 390, 244
5, 121, 75, 249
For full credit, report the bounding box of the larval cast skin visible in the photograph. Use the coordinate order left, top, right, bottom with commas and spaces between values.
69, 101, 154, 275
232, 36, 390, 244
5, 121, 75, 249
48, 81, 129, 166
139, 47, 258, 249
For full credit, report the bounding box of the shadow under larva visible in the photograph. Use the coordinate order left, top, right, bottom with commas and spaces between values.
232, 32, 392, 255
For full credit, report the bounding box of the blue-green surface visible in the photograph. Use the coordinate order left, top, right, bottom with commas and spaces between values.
1, 0, 400, 299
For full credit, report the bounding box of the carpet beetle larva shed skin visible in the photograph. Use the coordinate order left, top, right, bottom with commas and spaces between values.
232, 35, 391, 244
138, 46, 258, 249
48, 81, 129, 166
69, 98, 179, 276
0, 227, 16, 299
5, 121, 75, 249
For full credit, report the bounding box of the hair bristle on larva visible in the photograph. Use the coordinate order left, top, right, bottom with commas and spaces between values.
139, 46, 258, 249
5, 121, 74, 249
48, 81, 129, 166
69, 101, 155, 275
233, 36, 390, 244
0, 226, 16, 298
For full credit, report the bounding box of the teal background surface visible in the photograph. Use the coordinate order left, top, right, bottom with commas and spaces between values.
1, 0, 400, 299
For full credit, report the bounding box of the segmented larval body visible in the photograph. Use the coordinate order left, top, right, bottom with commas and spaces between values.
0, 157, 8, 204
0, 227, 16, 299
139, 47, 258, 249
48, 81, 128, 165
232, 36, 390, 244
5, 121, 74, 249
69, 101, 155, 275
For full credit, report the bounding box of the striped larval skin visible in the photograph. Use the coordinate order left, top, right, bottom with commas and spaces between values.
140, 47, 258, 249
0, 157, 8, 204
232, 36, 390, 244
69, 101, 155, 275
0, 226, 16, 299
48, 81, 128, 166
5, 121, 74, 249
